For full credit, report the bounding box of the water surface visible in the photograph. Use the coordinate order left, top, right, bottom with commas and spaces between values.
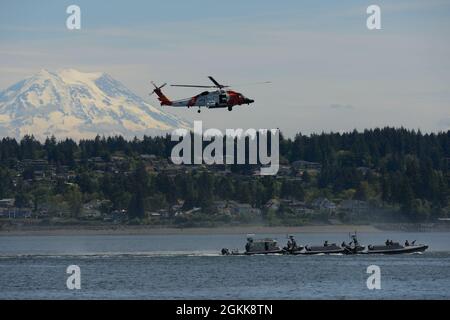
1, 232, 449, 299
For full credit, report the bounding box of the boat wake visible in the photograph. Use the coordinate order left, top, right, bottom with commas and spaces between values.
0, 251, 223, 259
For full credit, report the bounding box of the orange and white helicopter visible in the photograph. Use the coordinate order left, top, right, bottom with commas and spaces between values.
150, 76, 269, 113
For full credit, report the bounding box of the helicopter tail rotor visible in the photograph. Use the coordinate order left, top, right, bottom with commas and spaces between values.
150, 82, 172, 106
150, 81, 167, 95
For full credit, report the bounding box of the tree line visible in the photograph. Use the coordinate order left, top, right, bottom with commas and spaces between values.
0, 127, 448, 222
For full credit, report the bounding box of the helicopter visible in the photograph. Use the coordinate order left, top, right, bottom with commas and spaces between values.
150, 76, 269, 113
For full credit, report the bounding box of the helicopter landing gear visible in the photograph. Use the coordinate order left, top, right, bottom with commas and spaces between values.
197, 109, 201, 113
228, 106, 232, 111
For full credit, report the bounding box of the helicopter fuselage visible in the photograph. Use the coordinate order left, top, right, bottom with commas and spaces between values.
150, 76, 259, 112
169, 90, 254, 109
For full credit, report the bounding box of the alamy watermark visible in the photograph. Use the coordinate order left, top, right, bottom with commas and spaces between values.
366, 265, 381, 290
170, 121, 279, 175
367, 4, 381, 30
66, 265, 81, 290
66, 5, 81, 30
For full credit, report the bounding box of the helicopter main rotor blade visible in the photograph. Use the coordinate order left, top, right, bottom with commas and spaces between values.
208, 76, 226, 88
169, 77, 269, 90
228, 81, 272, 87
171, 85, 217, 88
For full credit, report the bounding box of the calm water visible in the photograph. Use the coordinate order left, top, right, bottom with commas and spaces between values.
1, 232, 450, 299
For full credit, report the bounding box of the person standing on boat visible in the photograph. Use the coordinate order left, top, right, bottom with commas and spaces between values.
290, 236, 297, 249
286, 238, 292, 250
352, 235, 359, 246
245, 238, 253, 252
286, 236, 297, 251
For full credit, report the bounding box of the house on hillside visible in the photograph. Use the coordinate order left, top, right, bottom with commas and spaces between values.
230, 202, 261, 216
214, 200, 261, 216
339, 200, 369, 215
0, 207, 32, 219
264, 199, 280, 212
311, 197, 337, 213
291, 160, 322, 170
0, 198, 15, 208
280, 199, 312, 216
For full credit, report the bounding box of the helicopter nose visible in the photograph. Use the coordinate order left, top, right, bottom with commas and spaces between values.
245, 98, 255, 104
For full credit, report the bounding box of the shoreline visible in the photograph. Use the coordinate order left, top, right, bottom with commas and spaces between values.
0, 224, 383, 236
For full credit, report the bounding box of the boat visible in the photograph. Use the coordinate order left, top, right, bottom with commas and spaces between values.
300, 241, 345, 255
366, 240, 428, 254
282, 235, 304, 254
342, 232, 366, 255
221, 235, 429, 255
221, 235, 284, 255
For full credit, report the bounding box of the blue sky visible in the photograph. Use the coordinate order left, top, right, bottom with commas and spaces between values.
1, 0, 449, 136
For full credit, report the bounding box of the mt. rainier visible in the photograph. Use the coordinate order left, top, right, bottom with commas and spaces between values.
0, 69, 190, 140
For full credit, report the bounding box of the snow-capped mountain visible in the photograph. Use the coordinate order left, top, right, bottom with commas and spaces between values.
0, 69, 190, 140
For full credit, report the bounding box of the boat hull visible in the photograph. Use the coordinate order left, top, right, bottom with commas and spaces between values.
366, 245, 428, 254
245, 249, 285, 255
221, 248, 284, 255
227, 250, 285, 256
343, 245, 366, 255
282, 246, 305, 255
300, 245, 345, 255
300, 249, 345, 255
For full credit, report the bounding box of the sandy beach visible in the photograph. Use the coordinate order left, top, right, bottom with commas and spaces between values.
0, 224, 382, 236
